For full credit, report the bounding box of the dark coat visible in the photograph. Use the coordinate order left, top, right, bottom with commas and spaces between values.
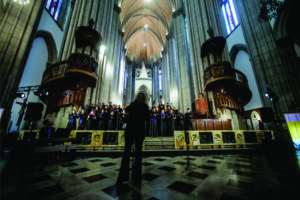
125, 101, 150, 140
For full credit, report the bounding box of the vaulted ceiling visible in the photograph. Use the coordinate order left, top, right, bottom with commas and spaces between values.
120, 0, 179, 64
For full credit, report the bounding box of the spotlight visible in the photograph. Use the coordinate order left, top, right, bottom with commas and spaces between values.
34, 90, 49, 98
265, 85, 277, 102
15, 92, 26, 98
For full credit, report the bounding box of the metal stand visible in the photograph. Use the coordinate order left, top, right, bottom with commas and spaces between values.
160, 114, 164, 149
183, 130, 199, 172
130, 142, 136, 178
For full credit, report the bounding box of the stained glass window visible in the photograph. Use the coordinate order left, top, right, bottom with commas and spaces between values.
124, 69, 128, 90
222, 0, 239, 35
45, 0, 63, 22
159, 68, 162, 91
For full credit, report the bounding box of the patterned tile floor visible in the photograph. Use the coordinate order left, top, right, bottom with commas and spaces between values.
2, 150, 300, 200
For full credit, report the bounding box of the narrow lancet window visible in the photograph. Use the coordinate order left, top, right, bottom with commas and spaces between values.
222, 0, 239, 35
45, 0, 63, 22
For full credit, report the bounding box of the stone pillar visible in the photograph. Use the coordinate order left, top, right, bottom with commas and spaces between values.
131, 60, 136, 102
162, 34, 180, 109
122, 58, 128, 106
235, 0, 300, 118
108, 5, 123, 105
171, 8, 193, 111
94, 1, 114, 104
125, 60, 136, 104
151, 59, 156, 105
161, 48, 170, 104
0, 0, 44, 130
183, 0, 227, 98
276, 37, 300, 106
59, 0, 118, 106
153, 61, 160, 105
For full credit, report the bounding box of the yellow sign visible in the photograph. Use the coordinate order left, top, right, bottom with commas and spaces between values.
285, 113, 300, 149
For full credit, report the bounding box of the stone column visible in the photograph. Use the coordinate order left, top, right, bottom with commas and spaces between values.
183, 0, 227, 98
125, 60, 136, 104
161, 48, 170, 104
95, 1, 114, 104
153, 61, 160, 105
276, 37, 300, 106
131, 60, 136, 102
151, 59, 156, 105
235, 0, 300, 118
171, 8, 193, 110
163, 34, 180, 108
108, 5, 123, 105
0, 0, 44, 129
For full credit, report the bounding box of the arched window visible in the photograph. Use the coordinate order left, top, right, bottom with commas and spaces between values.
221, 0, 239, 35
159, 67, 162, 91
45, 0, 63, 21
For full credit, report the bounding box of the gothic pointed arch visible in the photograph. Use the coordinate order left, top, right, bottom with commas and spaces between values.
35, 30, 58, 63
273, 0, 300, 47
229, 44, 248, 65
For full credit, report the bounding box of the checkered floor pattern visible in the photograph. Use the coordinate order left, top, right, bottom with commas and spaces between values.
2, 151, 300, 200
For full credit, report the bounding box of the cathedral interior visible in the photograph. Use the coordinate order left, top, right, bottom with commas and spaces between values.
1, 0, 300, 199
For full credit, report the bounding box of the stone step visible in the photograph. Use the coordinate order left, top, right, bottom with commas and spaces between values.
144, 137, 175, 149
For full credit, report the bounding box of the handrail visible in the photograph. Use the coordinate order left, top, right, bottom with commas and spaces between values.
204, 61, 249, 87
42, 60, 68, 83
41, 53, 98, 84
67, 53, 98, 76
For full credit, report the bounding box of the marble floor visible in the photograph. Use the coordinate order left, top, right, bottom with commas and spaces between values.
1, 150, 300, 200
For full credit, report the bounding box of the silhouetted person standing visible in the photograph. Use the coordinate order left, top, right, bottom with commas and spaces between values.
184, 108, 193, 130
117, 91, 150, 185
39, 119, 55, 139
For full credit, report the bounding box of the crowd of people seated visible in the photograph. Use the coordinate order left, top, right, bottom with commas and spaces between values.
66, 102, 193, 137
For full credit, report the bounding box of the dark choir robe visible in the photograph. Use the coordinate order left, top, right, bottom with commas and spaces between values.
108, 112, 114, 130
113, 110, 119, 130
94, 109, 100, 129
67, 113, 77, 130
161, 112, 167, 136
78, 113, 87, 130
149, 111, 158, 137
39, 126, 55, 139
166, 111, 172, 136
97, 111, 105, 130
184, 111, 193, 130
103, 110, 110, 130
170, 113, 177, 135
159, 104, 165, 112
86, 112, 96, 130
177, 113, 185, 130
156, 111, 162, 136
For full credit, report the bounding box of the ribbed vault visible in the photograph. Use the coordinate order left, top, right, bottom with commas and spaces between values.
120, 0, 178, 64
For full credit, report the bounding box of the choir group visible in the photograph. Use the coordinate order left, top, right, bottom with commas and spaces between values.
66, 102, 193, 137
